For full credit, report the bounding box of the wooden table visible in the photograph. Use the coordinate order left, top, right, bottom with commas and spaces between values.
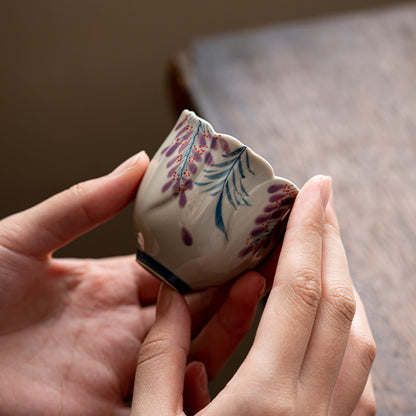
170, 4, 416, 415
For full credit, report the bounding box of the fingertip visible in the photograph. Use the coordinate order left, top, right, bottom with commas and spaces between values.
320, 175, 332, 208
324, 184, 341, 231
109, 151, 149, 177
156, 283, 174, 318
219, 271, 265, 336
186, 361, 209, 391
230, 271, 266, 304
256, 248, 280, 292
328, 181, 335, 209
137, 269, 162, 306
284, 174, 331, 241
300, 175, 332, 208
184, 361, 210, 414
105, 151, 150, 198
156, 283, 191, 326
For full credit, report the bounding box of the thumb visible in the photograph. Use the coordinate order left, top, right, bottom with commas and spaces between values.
0, 151, 149, 258
131, 284, 191, 416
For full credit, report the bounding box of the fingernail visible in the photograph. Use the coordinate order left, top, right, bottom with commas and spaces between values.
109, 151, 147, 176
320, 175, 332, 208
156, 284, 173, 319
328, 185, 335, 208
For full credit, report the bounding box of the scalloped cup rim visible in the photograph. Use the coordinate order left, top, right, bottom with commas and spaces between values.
183, 110, 299, 191
134, 109, 299, 292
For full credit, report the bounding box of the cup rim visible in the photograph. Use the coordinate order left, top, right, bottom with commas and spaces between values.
181, 109, 299, 192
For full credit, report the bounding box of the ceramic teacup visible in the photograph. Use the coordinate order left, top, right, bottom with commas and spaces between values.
133, 110, 298, 293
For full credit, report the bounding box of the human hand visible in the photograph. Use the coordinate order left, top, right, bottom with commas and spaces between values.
131, 175, 377, 416
0, 151, 266, 415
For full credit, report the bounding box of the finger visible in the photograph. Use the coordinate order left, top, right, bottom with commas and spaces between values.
184, 361, 210, 415
131, 284, 191, 416
139, 280, 227, 341
185, 285, 230, 337
256, 242, 282, 293
351, 375, 376, 416
135, 284, 231, 340
329, 289, 377, 416
137, 269, 162, 306
249, 175, 331, 381
114, 406, 132, 416
1, 151, 149, 258
189, 271, 265, 378
299, 188, 356, 406
255, 208, 288, 294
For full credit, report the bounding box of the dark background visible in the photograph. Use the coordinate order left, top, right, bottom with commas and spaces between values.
1, 0, 409, 400
0, 0, 403, 259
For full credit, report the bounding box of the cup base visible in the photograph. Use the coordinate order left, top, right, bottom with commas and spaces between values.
136, 249, 192, 294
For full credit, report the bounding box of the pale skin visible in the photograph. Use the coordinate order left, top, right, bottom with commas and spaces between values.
0, 151, 376, 415
131, 174, 377, 415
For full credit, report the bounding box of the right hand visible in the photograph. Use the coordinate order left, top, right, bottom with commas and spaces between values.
130, 175, 377, 415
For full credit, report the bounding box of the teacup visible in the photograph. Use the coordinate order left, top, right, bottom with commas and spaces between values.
133, 110, 298, 293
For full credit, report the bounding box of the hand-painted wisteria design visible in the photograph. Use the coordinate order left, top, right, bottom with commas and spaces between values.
159, 112, 297, 253
239, 183, 297, 257
160, 113, 229, 208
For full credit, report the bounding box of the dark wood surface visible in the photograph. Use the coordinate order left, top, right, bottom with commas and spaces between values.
171, 4, 416, 415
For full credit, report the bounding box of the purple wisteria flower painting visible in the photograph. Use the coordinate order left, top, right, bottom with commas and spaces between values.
158, 111, 297, 253
239, 183, 297, 257
134, 109, 299, 293
160, 113, 230, 208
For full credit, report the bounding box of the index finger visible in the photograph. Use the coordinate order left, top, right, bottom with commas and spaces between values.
249, 175, 332, 382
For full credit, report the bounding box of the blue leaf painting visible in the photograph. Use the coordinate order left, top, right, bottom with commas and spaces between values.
195, 146, 255, 240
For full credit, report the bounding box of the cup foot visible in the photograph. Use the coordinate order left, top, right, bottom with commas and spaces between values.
136, 249, 192, 294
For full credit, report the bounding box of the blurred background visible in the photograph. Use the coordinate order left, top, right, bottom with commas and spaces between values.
0, 0, 409, 401
0, 0, 403, 259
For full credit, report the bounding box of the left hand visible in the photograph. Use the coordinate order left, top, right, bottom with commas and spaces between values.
0, 151, 266, 416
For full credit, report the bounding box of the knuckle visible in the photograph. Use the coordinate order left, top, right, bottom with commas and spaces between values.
66, 182, 95, 224
360, 337, 377, 371
327, 286, 356, 325
357, 395, 377, 416
68, 181, 87, 199
353, 332, 377, 373
323, 221, 341, 241
137, 335, 174, 369
364, 400, 377, 416
304, 215, 324, 237
289, 268, 322, 309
